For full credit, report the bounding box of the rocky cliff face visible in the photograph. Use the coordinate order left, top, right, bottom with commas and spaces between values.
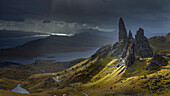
91, 18, 154, 67
119, 17, 127, 42
135, 28, 153, 58
121, 31, 135, 58
117, 18, 153, 67
116, 31, 135, 67
124, 31, 135, 67
125, 43, 135, 67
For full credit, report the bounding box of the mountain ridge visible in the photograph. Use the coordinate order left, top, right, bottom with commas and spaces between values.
0, 30, 115, 60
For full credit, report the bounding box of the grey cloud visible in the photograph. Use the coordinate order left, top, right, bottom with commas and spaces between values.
0, 20, 114, 34
0, 0, 170, 34
1, 0, 170, 23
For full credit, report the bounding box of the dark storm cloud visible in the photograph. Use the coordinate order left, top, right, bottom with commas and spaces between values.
0, 0, 52, 21
49, 0, 170, 25
0, 0, 170, 33
1, 0, 170, 22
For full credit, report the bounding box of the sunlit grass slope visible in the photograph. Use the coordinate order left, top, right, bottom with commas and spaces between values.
1, 32, 170, 96
85, 59, 170, 96
58, 52, 115, 85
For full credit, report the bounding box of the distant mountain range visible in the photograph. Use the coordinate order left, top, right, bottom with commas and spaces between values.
0, 29, 48, 38
0, 29, 116, 59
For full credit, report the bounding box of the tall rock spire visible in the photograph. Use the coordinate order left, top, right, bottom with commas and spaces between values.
135, 28, 153, 57
119, 17, 127, 42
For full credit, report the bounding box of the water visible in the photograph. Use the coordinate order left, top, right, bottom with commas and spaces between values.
0, 33, 99, 64
5, 48, 99, 64
0, 32, 167, 64
11, 84, 29, 94
0, 31, 168, 50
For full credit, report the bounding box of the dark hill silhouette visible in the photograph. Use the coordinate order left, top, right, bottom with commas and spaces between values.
0, 30, 116, 59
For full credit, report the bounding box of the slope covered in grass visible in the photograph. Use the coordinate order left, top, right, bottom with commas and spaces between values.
82, 61, 170, 96
149, 33, 170, 55
0, 32, 170, 96
0, 68, 33, 80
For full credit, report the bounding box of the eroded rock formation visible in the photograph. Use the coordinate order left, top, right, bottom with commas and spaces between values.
124, 31, 135, 67
135, 28, 153, 58
119, 17, 127, 42
93, 18, 154, 68
117, 18, 153, 67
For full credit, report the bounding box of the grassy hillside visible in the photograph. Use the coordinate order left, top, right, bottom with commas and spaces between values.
15, 58, 85, 74
149, 33, 170, 55
80, 58, 170, 96
0, 58, 169, 96
0, 33, 170, 96
0, 68, 33, 80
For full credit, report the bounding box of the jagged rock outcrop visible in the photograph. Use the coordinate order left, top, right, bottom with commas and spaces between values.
110, 40, 126, 57
120, 31, 135, 67
121, 31, 134, 58
117, 31, 136, 67
119, 17, 127, 42
135, 28, 153, 58
146, 53, 168, 70
124, 31, 135, 67
93, 18, 154, 68
110, 18, 128, 57
116, 19, 154, 67
125, 43, 135, 67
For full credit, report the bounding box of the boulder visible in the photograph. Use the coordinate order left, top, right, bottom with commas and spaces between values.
43, 77, 55, 87
146, 53, 168, 70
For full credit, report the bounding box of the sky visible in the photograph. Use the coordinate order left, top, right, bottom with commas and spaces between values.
0, 0, 170, 35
